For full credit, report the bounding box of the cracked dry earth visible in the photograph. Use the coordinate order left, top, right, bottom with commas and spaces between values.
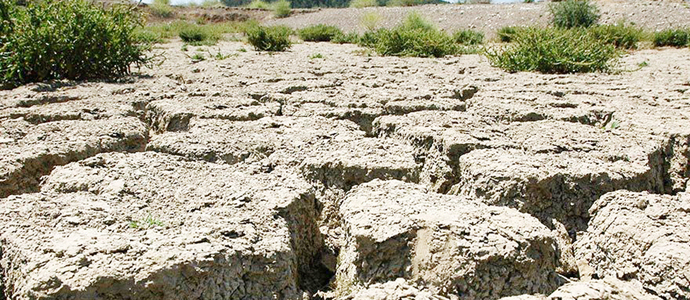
0, 40, 689, 300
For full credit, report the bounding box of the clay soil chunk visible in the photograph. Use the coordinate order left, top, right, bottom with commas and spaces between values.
337, 180, 560, 299
147, 116, 364, 165
0, 152, 322, 300
0, 117, 147, 198
575, 191, 690, 300
145, 97, 280, 132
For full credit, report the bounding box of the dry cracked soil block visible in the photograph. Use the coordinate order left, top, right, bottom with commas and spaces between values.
0, 152, 325, 300
147, 116, 364, 165
336, 180, 560, 299
145, 96, 280, 132
0, 117, 147, 198
149, 116, 421, 190
375, 112, 673, 234
500, 278, 660, 300
575, 191, 690, 300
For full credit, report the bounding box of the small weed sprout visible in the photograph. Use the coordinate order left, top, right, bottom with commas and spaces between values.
129, 214, 164, 229
192, 53, 206, 61
309, 53, 324, 59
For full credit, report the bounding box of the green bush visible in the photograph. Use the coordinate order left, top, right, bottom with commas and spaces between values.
358, 14, 458, 57
549, 0, 599, 29
179, 25, 208, 43
298, 24, 343, 41
0, 0, 150, 89
400, 12, 435, 31
486, 27, 619, 74
454, 29, 484, 45
247, 0, 270, 9
272, 0, 291, 18
589, 22, 643, 49
245, 25, 292, 51
653, 28, 690, 47
360, 11, 382, 31
140, 21, 244, 44
150, 0, 174, 18
350, 0, 378, 8
331, 32, 360, 44
497, 26, 521, 42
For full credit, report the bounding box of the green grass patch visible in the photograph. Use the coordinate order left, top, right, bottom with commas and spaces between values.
588, 22, 643, 49
245, 24, 292, 51
150, 0, 175, 18
247, 0, 271, 8
454, 29, 484, 45
272, 0, 291, 18
497, 26, 523, 42
350, 0, 378, 8
332, 32, 360, 44
486, 27, 619, 74
549, 0, 599, 29
298, 24, 343, 42
138, 21, 246, 44
0, 0, 150, 89
358, 13, 460, 57
653, 28, 690, 47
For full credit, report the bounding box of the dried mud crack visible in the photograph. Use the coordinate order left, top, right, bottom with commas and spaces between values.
1, 36, 689, 299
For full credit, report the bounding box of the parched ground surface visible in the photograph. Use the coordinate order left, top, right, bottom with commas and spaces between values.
1, 4, 690, 298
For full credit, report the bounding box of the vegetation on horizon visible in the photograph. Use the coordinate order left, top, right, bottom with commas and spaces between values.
549, 0, 599, 29
272, 0, 291, 18
299, 24, 343, 41
358, 13, 460, 57
486, 27, 619, 74
654, 28, 690, 47
245, 24, 292, 51
0, 0, 150, 89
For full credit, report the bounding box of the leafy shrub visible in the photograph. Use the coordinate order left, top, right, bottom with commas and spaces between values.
549, 0, 599, 29
332, 32, 360, 44
486, 27, 619, 74
588, 22, 643, 49
653, 28, 690, 47
497, 26, 520, 42
454, 29, 484, 45
150, 0, 174, 18
401, 12, 435, 31
298, 24, 343, 41
140, 21, 244, 44
0, 0, 150, 89
272, 0, 291, 18
245, 25, 292, 51
360, 11, 382, 31
359, 14, 458, 57
179, 25, 208, 43
350, 0, 378, 8
247, 0, 270, 9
